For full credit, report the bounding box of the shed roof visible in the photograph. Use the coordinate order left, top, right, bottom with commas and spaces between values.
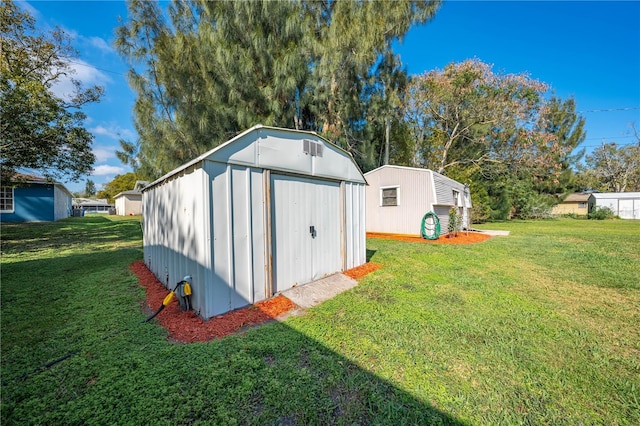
143, 125, 366, 191
114, 190, 142, 199
563, 193, 592, 202
365, 165, 469, 189
591, 192, 640, 200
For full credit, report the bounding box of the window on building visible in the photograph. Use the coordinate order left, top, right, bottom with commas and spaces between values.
381, 187, 398, 206
453, 190, 460, 206
578, 202, 586, 208
0, 187, 14, 212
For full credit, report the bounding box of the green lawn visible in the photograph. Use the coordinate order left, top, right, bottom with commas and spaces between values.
1, 216, 639, 425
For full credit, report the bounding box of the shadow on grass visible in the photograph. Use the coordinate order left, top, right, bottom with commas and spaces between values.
0, 216, 142, 255
1, 219, 466, 425
366, 248, 377, 262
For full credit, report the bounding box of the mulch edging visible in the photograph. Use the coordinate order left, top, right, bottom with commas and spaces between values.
131, 260, 381, 343
366, 231, 492, 244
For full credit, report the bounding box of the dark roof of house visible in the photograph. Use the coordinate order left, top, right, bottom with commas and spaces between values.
563, 193, 592, 203
10, 173, 73, 197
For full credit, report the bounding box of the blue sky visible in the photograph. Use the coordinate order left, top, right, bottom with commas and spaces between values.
19, 1, 640, 194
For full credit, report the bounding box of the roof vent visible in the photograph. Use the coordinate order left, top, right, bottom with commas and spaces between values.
303, 139, 323, 157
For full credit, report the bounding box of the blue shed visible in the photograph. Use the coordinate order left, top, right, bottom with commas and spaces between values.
0, 175, 73, 223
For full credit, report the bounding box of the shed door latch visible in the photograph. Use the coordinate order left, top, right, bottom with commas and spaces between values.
309, 225, 316, 238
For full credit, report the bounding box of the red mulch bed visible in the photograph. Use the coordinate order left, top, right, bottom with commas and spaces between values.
343, 262, 383, 279
131, 260, 382, 343
367, 231, 491, 245
131, 261, 296, 343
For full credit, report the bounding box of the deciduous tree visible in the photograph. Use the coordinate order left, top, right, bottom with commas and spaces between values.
0, 0, 102, 184
404, 59, 586, 219
580, 141, 640, 192
96, 172, 140, 203
84, 179, 96, 197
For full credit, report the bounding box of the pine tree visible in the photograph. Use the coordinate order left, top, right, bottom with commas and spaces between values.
114, 0, 441, 179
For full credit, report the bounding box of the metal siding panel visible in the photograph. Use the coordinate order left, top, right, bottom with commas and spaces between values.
345, 182, 366, 269
596, 198, 618, 215
364, 167, 434, 235
619, 199, 634, 219
142, 167, 212, 317
344, 182, 353, 269
433, 174, 453, 205
115, 197, 125, 215
250, 169, 267, 303
230, 166, 253, 309
210, 162, 234, 315
257, 133, 313, 176
356, 183, 366, 267
434, 205, 450, 233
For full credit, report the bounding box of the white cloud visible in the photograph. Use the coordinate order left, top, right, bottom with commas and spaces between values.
84, 36, 113, 54
92, 165, 125, 176
93, 145, 117, 162
91, 125, 119, 139
50, 59, 111, 102
89, 124, 136, 142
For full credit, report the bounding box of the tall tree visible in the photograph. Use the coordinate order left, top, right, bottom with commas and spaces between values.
404, 59, 586, 219
580, 141, 640, 192
84, 179, 96, 197
96, 172, 140, 203
534, 96, 586, 196
404, 59, 556, 174
113, 0, 178, 179
0, 0, 102, 184
114, 0, 441, 180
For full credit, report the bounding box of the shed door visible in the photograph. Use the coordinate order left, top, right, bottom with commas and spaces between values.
271, 174, 342, 293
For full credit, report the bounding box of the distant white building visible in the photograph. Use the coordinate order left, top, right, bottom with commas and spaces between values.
364, 165, 472, 236
114, 181, 148, 216
591, 192, 640, 219
73, 198, 113, 214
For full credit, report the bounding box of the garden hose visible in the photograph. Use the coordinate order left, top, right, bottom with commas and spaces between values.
421, 211, 441, 240
144, 278, 188, 322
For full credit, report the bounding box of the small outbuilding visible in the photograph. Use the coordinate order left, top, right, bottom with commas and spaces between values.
364, 165, 472, 236
592, 192, 640, 219
114, 181, 148, 216
551, 193, 595, 216
73, 198, 113, 214
0, 174, 72, 223
142, 125, 367, 319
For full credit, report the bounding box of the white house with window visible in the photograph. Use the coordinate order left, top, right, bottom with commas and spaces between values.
364, 165, 472, 236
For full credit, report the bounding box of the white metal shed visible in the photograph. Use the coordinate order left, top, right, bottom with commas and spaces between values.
114, 190, 142, 216
141, 125, 367, 319
364, 165, 472, 236
592, 192, 640, 219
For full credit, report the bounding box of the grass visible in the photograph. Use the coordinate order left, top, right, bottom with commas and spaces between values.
1, 216, 639, 425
